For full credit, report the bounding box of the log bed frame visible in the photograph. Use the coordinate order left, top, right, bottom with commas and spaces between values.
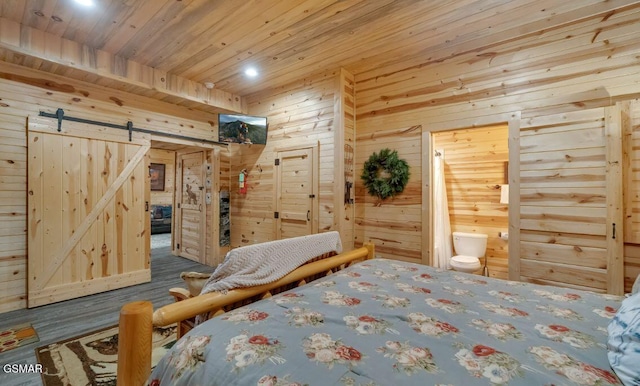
116, 243, 375, 386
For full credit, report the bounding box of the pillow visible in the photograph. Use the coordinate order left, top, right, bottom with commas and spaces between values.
180, 272, 212, 297
633, 274, 640, 294
607, 292, 640, 385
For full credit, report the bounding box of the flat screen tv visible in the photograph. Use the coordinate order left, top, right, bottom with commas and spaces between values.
218, 113, 268, 145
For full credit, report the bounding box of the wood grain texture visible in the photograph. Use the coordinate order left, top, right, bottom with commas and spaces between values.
519, 108, 610, 292
0, 17, 242, 113
355, 125, 422, 262
3, 1, 640, 311
27, 117, 151, 306
0, 72, 225, 313
335, 69, 356, 250
0, 245, 209, 386
605, 104, 624, 295
149, 148, 176, 206
355, 2, 640, 292
432, 125, 509, 279
0, 1, 634, 106
230, 71, 343, 247
117, 243, 374, 385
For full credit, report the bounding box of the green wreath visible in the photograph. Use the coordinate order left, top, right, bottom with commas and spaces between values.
360, 148, 410, 200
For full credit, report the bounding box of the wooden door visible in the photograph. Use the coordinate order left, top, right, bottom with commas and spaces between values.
27, 116, 150, 307
275, 147, 318, 239
175, 151, 206, 262
514, 106, 623, 294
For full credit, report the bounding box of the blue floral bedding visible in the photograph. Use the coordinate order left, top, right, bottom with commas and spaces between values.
149, 258, 624, 385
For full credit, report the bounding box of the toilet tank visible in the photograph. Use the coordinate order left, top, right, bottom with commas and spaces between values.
452, 232, 488, 257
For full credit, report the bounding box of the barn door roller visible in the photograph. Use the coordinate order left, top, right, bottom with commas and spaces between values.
55, 108, 64, 132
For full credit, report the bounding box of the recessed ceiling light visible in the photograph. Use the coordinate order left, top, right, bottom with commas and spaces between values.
74, 0, 95, 6
244, 68, 258, 78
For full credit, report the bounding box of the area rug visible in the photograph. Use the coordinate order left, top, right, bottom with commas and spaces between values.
35, 324, 176, 386
0, 323, 39, 353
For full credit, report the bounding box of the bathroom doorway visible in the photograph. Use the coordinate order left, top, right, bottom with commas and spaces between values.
431, 124, 510, 279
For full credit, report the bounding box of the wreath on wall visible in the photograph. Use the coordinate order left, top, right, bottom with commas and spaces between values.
361, 148, 410, 200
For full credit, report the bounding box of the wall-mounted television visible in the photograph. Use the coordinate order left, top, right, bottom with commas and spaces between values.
218, 113, 268, 145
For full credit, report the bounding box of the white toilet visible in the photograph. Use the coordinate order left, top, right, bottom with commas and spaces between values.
450, 232, 488, 273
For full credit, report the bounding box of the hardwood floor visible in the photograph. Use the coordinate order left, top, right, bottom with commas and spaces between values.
0, 243, 212, 386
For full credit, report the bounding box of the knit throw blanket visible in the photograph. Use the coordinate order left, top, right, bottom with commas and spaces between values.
200, 231, 343, 296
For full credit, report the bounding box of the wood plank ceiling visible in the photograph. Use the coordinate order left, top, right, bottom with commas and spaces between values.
0, 0, 638, 111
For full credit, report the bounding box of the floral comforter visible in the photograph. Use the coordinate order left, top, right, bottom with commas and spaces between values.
149, 258, 624, 385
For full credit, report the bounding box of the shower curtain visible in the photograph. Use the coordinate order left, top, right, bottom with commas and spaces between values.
433, 150, 452, 269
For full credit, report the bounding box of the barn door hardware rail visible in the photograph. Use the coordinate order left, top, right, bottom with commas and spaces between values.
39, 108, 229, 146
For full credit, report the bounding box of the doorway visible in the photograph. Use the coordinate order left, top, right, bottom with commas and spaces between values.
149, 149, 176, 250
149, 141, 224, 267
430, 124, 510, 279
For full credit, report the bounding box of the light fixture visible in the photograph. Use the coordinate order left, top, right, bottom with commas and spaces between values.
244, 67, 258, 78
74, 0, 95, 6
204, 81, 215, 89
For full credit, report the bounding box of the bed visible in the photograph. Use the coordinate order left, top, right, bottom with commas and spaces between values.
117, 243, 631, 386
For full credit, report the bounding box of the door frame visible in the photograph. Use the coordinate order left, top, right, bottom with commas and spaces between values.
149, 139, 224, 267
423, 116, 518, 270
273, 142, 320, 239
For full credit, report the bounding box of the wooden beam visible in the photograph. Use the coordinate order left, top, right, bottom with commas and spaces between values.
0, 17, 242, 113
421, 127, 431, 266
621, 101, 635, 243
117, 301, 153, 386
508, 113, 521, 281
334, 70, 345, 239
152, 244, 374, 327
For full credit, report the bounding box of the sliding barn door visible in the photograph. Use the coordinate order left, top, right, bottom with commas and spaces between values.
275, 147, 319, 239
175, 150, 206, 262
27, 116, 151, 307
516, 107, 623, 294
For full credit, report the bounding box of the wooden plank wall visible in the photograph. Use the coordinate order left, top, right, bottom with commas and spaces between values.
432, 125, 509, 279
624, 100, 640, 291
205, 148, 230, 267
0, 17, 242, 113
149, 148, 175, 206
229, 71, 341, 247
519, 109, 608, 292
355, 125, 422, 263
336, 69, 356, 250
0, 64, 222, 313
354, 4, 640, 291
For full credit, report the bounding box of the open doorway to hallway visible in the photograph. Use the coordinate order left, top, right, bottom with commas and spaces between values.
149, 140, 227, 268
149, 148, 176, 253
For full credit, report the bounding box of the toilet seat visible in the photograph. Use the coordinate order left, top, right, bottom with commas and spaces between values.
450, 255, 481, 272
452, 255, 480, 265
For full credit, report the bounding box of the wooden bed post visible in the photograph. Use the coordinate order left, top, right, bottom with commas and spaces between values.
364, 242, 375, 260
117, 300, 153, 386
116, 244, 375, 385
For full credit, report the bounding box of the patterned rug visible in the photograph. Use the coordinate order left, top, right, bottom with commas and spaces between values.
35, 324, 176, 386
0, 323, 39, 353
